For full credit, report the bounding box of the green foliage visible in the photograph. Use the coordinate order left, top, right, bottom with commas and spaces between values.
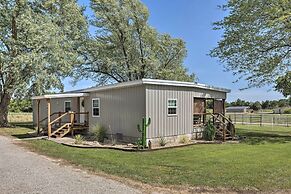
250, 101, 262, 111
73, 0, 196, 84
74, 134, 84, 145
159, 136, 167, 147
137, 117, 151, 148
0, 0, 88, 126
275, 72, 291, 97
203, 120, 216, 141
210, 0, 290, 94
179, 135, 189, 144
227, 98, 291, 110
9, 99, 32, 113
283, 109, 291, 114
91, 124, 107, 143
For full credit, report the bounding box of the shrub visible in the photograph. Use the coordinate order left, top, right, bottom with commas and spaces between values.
283, 109, 291, 114
74, 134, 84, 145
203, 120, 216, 141
159, 136, 167, 146
179, 135, 189, 144
91, 124, 107, 143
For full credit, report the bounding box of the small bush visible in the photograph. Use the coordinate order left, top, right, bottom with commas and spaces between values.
74, 134, 84, 145
283, 109, 291, 114
179, 135, 189, 144
159, 136, 167, 146
203, 120, 216, 141
91, 124, 107, 143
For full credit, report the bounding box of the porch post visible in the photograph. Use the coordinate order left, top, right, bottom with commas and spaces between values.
203, 99, 206, 124
222, 99, 226, 142
212, 99, 215, 126
37, 99, 40, 134
47, 98, 51, 138
222, 99, 226, 115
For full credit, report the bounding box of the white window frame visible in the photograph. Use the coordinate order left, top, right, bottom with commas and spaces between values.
167, 98, 177, 116
92, 98, 100, 117
64, 101, 72, 112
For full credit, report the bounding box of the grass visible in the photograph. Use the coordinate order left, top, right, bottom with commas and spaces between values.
8, 112, 33, 123
1, 122, 291, 191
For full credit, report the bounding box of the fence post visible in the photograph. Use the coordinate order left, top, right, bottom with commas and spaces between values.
234, 114, 236, 124
250, 115, 252, 124
242, 114, 244, 125
260, 114, 262, 126
287, 116, 289, 127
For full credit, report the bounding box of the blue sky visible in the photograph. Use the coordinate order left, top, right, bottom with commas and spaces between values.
64, 0, 285, 102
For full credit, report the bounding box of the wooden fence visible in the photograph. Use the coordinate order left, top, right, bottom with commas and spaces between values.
226, 113, 291, 127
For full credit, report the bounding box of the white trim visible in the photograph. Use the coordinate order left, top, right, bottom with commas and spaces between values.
82, 79, 230, 93
167, 98, 177, 116
142, 79, 231, 93
64, 101, 72, 112
32, 93, 89, 100
92, 98, 100, 117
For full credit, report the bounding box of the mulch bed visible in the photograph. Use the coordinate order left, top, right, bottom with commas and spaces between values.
48, 137, 239, 152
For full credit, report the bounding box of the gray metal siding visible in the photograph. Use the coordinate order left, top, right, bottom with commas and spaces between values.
146, 85, 227, 138
86, 85, 146, 138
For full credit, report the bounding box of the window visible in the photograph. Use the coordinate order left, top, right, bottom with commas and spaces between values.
167, 99, 177, 115
64, 101, 71, 112
92, 98, 100, 117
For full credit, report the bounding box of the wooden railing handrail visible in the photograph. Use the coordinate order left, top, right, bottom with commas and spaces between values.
49, 112, 69, 125
39, 112, 59, 123
218, 113, 233, 124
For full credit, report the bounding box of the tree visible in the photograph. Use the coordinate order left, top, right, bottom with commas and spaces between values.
275, 71, 291, 97
210, 0, 290, 93
261, 100, 271, 109
9, 99, 32, 112
250, 101, 262, 111
0, 0, 87, 126
74, 0, 195, 84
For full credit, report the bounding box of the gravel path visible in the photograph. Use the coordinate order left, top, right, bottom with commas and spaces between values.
0, 136, 141, 194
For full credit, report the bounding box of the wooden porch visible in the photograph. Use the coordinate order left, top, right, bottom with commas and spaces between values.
193, 98, 235, 141
36, 98, 89, 138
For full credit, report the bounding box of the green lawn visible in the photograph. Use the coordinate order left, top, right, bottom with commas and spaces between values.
1, 124, 291, 191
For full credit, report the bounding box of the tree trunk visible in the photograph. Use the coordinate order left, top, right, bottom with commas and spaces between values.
0, 93, 11, 127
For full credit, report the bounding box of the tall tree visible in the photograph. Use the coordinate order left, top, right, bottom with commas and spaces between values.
210, 0, 290, 95
0, 0, 87, 126
74, 0, 195, 84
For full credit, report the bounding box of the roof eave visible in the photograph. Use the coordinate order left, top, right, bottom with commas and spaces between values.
31, 93, 89, 100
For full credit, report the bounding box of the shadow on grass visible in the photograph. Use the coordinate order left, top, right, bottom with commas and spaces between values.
12, 133, 38, 139
10, 122, 35, 129
238, 131, 291, 145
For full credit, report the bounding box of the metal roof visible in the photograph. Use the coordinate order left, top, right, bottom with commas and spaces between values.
83, 79, 231, 93
32, 79, 230, 99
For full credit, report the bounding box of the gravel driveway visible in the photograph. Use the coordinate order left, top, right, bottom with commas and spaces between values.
0, 136, 141, 194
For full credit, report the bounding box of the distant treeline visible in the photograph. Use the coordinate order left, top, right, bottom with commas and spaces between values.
225, 98, 291, 111
9, 99, 32, 113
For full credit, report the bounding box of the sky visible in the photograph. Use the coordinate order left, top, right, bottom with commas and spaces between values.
65, 0, 285, 102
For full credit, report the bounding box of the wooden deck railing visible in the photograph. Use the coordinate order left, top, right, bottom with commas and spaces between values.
193, 112, 235, 141
37, 111, 89, 137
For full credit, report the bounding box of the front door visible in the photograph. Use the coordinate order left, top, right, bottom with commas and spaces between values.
79, 97, 85, 123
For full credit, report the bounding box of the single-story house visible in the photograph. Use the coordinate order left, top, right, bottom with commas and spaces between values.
32, 79, 231, 144
225, 106, 250, 113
